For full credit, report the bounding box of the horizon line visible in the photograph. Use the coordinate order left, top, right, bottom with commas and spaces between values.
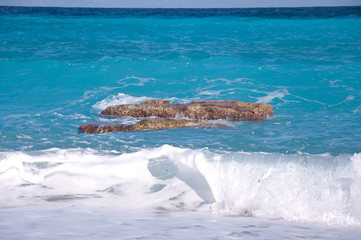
1, 5, 361, 9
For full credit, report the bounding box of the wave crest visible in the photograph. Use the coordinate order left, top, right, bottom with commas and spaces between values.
0, 146, 360, 226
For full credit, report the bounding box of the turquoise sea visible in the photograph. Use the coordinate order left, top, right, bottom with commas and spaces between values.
1, 6, 361, 239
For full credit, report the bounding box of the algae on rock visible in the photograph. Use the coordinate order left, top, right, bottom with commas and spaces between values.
78, 99, 274, 134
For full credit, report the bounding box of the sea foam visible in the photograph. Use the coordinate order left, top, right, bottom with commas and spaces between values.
92, 93, 151, 111
0, 146, 360, 226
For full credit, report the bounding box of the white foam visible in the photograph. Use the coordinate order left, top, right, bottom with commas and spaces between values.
255, 89, 290, 103
0, 147, 204, 211
353, 108, 361, 114
207, 152, 361, 226
116, 76, 156, 87
197, 90, 222, 96
92, 93, 191, 111
16, 135, 33, 140
92, 93, 151, 110
351, 153, 361, 177
0, 147, 360, 226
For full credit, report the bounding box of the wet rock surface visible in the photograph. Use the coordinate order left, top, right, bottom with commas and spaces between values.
78, 119, 211, 134
79, 100, 273, 134
101, 100, 273, 121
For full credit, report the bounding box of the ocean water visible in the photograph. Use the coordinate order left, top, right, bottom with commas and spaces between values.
1, 6, 361, 239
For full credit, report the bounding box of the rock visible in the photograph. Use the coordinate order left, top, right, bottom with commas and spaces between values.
101, 100, 273, 121
78, 119, 211, 134
141, 100, 170, 105
78, 123, 128, 134
79, 99, 273, 133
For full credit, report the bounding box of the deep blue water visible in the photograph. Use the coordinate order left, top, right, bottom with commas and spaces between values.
1, 7, 361, 233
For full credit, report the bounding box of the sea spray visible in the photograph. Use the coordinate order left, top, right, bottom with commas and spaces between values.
1, 146, 360, 225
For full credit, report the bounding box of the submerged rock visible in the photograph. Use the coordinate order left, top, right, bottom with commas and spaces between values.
101, 100, 273, 121
78, 119, 211, 134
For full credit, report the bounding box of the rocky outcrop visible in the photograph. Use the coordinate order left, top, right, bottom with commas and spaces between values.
79, 99, 273, 134
101, 100, 273, 121
78, 119, 211, 134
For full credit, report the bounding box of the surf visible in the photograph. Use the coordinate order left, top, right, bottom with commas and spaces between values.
1, 145, 360, 226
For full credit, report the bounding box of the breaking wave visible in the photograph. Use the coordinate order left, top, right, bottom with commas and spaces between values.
0, 145, 360, 226
92, 93, 151, 111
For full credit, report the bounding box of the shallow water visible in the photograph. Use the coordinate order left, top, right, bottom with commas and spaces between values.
2, 203, 361, 240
